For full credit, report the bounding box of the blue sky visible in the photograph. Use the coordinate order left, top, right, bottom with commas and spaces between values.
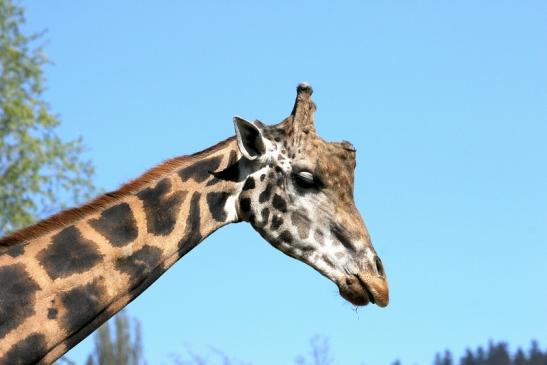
23, 1, 547, 364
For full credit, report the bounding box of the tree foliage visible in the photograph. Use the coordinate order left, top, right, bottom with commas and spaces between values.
421, 341, 547, 365
85, 311, 146, 365
173, 338, 547, 365
170, 346, 251, 365
0, 0, 94, 235
296, 336, 334, 365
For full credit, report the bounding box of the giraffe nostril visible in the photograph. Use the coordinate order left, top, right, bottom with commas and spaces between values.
374, 256, 385, 277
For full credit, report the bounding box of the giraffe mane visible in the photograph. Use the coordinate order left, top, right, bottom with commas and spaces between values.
0, 136, 236, 250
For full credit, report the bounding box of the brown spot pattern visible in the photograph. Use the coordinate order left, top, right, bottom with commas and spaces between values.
291, 211, 311, 239
38, 225, 103, 280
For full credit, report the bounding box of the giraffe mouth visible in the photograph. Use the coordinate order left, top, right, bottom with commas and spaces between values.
338, 274, 389, 307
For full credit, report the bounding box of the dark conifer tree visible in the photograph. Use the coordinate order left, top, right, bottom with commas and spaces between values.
443, 350, 454, 365
488, 342, 511, 365
476, 346, 487, 365
528, 340, 546, 365
433, 350, 454, 365
461, 348, 476, 365
514, 348, 528, 365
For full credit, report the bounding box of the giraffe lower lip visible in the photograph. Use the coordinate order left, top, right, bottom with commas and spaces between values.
339, 287, 370, 306
338, 276, 375, 306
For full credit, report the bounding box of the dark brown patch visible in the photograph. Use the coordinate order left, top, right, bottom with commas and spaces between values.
242, 177, 256, 191
259, 184, 273, 203
0, 333, 47, 365
207, 191, 231, 222
240, 197, 251, 213
137, 178, 186, 236
211, 158, 244, 183
206, 150, 239, 186
0, 264, 40, 339
88, 202, 138, 246
271, 215, 284, 230
61, 279, 104, 335
178, 192, 203, 255
116, 245, 163, 287
272, 194, 288, 213
178, 156, 222, 183
291, 211, 311, 239
260, 174, 266, 181
278, 230, 294, 244
261, 208, 270, 224
38, 225, 103, 280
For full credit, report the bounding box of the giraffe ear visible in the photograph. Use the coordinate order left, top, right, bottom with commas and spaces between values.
233, 116, 266, 160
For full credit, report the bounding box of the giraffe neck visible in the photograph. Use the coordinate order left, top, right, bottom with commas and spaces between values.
0, 137, 246, 364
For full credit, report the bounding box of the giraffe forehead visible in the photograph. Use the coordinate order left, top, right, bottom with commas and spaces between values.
290, 139, 356, 182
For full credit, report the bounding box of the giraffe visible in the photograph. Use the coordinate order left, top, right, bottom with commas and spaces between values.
0, 83, 388, 364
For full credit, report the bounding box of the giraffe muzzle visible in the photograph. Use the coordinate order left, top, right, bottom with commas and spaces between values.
337, 256, 389, 308
338, 273, 389, 307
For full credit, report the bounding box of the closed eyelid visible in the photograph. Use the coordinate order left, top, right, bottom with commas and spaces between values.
297, 171, 314, 180
292, 164, 315, 174
291, 171, 325, 190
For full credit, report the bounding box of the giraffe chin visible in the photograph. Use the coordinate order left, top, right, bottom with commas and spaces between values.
338, 274, 389, 308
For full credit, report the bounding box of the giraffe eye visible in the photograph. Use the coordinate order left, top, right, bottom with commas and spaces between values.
297, 171, 314, 183
292, 171, 322, 190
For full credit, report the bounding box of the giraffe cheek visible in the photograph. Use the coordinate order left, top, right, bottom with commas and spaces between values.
258, 183, 273, 203
272, 194, 288, 213
290, 210, 311, 240
270, 215, 284, 231
260, 208, 270, 225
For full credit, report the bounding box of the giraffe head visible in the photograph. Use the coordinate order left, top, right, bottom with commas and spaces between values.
233, 83, 388, 307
